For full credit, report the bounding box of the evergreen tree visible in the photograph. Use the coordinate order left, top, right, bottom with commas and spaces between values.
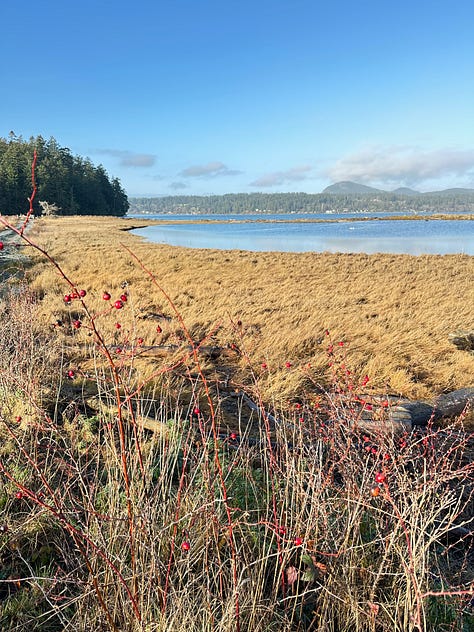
0, 135, 129, 216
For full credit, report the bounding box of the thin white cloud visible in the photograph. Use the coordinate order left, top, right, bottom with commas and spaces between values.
96, 149, 157, 168
325, 146, 474, 187
250, 165, 313, 188
180, 161, 242, 178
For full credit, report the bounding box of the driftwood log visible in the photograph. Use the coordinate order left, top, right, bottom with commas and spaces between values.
238, 389, 474, 437
392, 388, 474, 427
337, 388, 474, 435
66, 338, 474, 436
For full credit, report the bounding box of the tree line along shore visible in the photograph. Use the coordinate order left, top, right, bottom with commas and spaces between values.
129, 190, 474, 215
0, 134, 128, 216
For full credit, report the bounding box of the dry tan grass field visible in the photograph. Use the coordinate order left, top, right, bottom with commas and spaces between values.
0, 214, 472, 630
25, 216, 474, 406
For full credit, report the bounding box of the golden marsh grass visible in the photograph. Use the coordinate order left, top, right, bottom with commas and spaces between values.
0, 214, 473, 630
26, 216, 474, 404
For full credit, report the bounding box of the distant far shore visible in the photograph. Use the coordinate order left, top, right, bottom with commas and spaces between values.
128, 188, 474, 215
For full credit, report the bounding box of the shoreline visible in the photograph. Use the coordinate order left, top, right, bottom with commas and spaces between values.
125, 212, 474, 225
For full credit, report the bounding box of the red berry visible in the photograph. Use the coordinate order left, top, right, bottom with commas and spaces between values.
103, 292, 111, 301
15, 491, 23, 500
230, 432, 238, 440
116, 347, 122, 354
115, 322, 122, 329
137, 338, 144, 345
120, 294, 128, 302
285, 361, 292, 368
64, 294, 72, 303
370, 485, 381, 498
73, 320, 82, 329
114, 300, 123, 310
67, 369, 75, 378
0, 242, 4, 250
375, 472, 386, 484
338, 341, 344, 347
193, 407, 200, 415
181, 540, 190, 551
261, 362, 267, 369
79, 289, 87, 297
294, 537, 303, 546
15, 415, 22, 423
156, 325, 162, 334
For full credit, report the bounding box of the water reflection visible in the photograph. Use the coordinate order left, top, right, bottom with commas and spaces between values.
132, 217, 474, 255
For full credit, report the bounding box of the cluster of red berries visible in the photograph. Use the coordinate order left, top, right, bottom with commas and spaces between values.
64, 289, 87, 304
370, 471, 388, 498
102, 291, 128, 310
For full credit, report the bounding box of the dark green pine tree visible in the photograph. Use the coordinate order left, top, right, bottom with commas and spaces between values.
0, 134, 129, 216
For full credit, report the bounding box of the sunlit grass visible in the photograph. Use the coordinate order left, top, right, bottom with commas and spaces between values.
26, 216, 474, 404
0, 215, 471, 630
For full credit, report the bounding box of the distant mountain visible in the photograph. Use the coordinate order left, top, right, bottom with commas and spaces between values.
423, 187, 474, 196
322, 181, 383, 194
322, 181, 474, 196
392, 187, 420, 195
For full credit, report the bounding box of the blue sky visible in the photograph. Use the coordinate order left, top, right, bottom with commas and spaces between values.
1, 0, 474, 196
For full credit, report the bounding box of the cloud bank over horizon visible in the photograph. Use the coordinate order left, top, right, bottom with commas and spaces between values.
180, 161, 242, 178
250, 166, 314, 188
95, 149, 157, 168
325, 146, 474, 189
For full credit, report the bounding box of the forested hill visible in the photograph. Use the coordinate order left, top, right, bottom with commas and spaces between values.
0, 134, 129, 216
129, 191, 474, 215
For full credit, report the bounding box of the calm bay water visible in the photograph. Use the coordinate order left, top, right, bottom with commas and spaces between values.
130, 214, 474, 255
